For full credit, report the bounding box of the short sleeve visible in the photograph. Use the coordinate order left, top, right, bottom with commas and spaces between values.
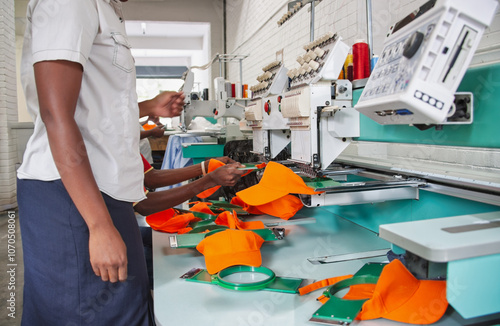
29, 0, 99, 67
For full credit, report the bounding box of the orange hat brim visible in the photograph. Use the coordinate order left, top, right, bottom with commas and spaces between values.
236, 184, 289, 206
203, 249, 263, 275
236, 162, 318, 206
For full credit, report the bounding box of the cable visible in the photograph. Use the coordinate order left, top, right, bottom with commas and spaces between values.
189, 53, 221, 71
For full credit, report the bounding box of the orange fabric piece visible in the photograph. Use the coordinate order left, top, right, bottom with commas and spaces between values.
196, 229, 265, 274
313, 280, 376, 304
299, 274, 354, 296
177, 227, 193, 234
236, 161, 320, 206
317, 295, 329, 304
241, 162, 267, 177
343, 283, 376, 301
142, 123, 156, 131
356, 260, 448, 324
215, 210, 265, 230
315, 284, 376, 304
254, 194, 303, 220
189, 202, 216, 215
197, 159, 225, 198
231, 194, 303, 220
230, 196, 265, 215
146, 208, 201, 233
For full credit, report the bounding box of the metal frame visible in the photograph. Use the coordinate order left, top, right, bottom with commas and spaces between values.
335, 158, 500, 203
217, 54, 249, 84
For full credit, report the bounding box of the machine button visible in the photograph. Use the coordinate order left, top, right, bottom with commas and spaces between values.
422, 94, 430, 102
264, 100, 271, 115
415, 91, 423, 99
429, 98, 436, 106
403, 31, 424, 59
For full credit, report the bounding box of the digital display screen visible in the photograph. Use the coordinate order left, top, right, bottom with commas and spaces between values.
392, 0, 437, 35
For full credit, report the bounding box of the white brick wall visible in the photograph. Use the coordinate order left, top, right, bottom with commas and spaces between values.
226, 0, 367, 84
227, 0, 500, 83
0, 0, 18, 210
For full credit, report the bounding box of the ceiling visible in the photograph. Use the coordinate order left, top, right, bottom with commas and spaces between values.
125, 21, 210, 68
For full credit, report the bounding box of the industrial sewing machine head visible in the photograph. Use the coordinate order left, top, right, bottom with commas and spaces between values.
281, 32, 360, 177
180, 71, 247, 141
245, 61, 290, 160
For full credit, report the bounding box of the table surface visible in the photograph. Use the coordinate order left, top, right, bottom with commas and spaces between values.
152, 208, 496, 326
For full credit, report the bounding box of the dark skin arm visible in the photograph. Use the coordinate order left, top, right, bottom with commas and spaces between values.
134, 163, 245, 216
35, 60, 127, 283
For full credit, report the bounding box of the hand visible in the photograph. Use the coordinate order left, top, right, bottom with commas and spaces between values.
214, 156, 237, 164
207, 163, 245, 187
151, 91, 185, 118
89, 225, 128, 283
148, 116, 161, 125
149, 126, 165, 138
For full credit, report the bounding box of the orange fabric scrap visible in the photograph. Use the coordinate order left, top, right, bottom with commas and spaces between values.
241, 162, 267, 177
189, 201, 216, 215
215, 210, 265, 230
146, 208, 201, 233
299, 274, 354, 296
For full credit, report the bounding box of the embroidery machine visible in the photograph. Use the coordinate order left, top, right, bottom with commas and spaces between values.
180, 71, 248, 141
174, 70, 250, 163
151, 0, 500, 324
284, 0, 500, 324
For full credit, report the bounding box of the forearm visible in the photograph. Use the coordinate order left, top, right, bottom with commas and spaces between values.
135, 176, 216, 215
145, 162, 206, 189
138, 98, 157, 118
140, 129, 149, 139
44, 116, 114, 230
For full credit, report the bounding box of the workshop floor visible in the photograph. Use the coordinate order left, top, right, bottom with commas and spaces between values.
0, 210, 23, 326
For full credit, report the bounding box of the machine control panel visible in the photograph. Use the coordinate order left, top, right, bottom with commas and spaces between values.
355, 0, 498, 125
262, 94, 289, 130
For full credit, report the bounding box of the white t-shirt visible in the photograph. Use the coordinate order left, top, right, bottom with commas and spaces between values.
18, 0, 145, 202
139, 126, 154, 164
